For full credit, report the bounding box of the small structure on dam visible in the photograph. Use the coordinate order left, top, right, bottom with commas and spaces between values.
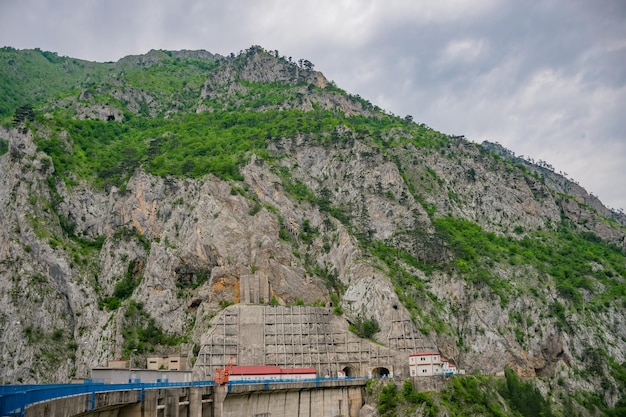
194, 304, 434, 380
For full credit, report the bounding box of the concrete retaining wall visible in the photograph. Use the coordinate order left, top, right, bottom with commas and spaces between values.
223, 386, 363, 417
25, 390, 140, 417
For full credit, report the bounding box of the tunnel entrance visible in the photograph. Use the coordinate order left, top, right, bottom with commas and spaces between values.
342, 366, 356, 377
371, 367, 391, 378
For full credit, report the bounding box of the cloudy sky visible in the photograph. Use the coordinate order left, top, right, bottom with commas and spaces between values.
1, 0, 625, 211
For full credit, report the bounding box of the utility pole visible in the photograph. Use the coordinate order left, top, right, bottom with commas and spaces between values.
128, 349, 137, 383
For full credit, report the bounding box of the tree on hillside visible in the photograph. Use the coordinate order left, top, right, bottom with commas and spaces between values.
12, 104, 35, 126
299, 59, 314, 71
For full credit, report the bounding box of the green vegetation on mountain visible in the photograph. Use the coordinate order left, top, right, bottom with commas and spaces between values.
0, 47, 109, 119
0, 46, 218, 122
433, 216, 626, 309
31, 105, 445, 194
0, 137, 7, 156
373, 369, 557, 417
121, 300, 183, 357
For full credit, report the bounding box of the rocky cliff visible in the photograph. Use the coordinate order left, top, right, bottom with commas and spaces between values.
0, 45, 625, 414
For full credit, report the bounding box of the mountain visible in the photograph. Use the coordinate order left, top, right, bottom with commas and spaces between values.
1, 45, 625, 415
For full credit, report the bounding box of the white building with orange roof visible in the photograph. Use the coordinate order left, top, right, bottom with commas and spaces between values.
409, 351, 458, 377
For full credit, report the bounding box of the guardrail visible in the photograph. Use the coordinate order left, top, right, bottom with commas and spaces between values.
225, 376, 367, 393
0, 377, 368, 417
0, 380, 213, 417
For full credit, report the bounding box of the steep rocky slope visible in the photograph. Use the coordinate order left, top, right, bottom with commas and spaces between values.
0, 45, 625, 414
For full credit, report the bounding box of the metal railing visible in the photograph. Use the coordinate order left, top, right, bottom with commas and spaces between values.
1, 377, 368, 416
225, 376, 367, 393
0, 380, 213, 417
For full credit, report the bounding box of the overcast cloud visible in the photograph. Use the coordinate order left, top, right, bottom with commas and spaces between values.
1, 0, 625, 211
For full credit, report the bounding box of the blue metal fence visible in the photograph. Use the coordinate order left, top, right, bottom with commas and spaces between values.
1, 377, 366, 417
0, 380, 214, 417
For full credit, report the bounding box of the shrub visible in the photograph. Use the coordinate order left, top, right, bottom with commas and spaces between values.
501, 366, 555, 417
98, 259, 143, 310
402, 381, 439, 416
0, 138, 8, 156
350, 313, 380, 339
378, 382, 398, 415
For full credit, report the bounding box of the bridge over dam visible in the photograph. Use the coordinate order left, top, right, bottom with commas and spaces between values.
1, 378, 366, 417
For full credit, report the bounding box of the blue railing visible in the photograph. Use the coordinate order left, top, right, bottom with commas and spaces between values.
226, 376, 362, 385
0, 377, 367, 416
0, 380, 213, 417
225, 376, 366, 392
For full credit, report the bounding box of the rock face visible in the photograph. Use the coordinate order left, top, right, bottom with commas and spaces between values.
0, 47, 625, 410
